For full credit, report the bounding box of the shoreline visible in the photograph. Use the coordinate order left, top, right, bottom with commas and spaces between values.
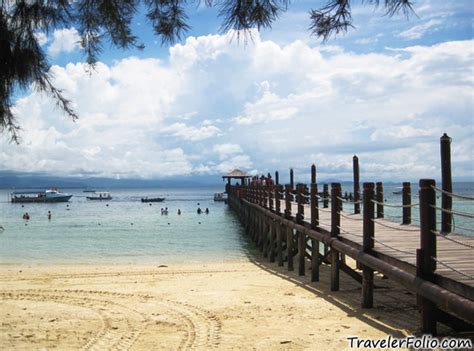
0, 257, 440, 350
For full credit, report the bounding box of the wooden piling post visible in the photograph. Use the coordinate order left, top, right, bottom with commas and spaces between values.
419, 179, 437, 274
310, 182, 319, 282
297, 184, 305, 276
284, 184, 292, 219
255, 185, 260, 206
275, 171, 279, 185
275, 184, 283, 266
276, 223, 283, 266
310, 184, 319, 229
418, 179, 437, 334
296, 184, 304, 222
262, 217, 268, 258
353, 155, 360, 214
362, 182, 375, 308
331, 183, 341, 291
402, 182, 411, 225
376, 182, 384, 218
323, 184, 329, 208
269, 220, 276, 262
290, 168, 294, 190
440, 133, 452, 234
268, 184, 274, 211
255, 185, 258, 204
311, 164, 316, 184
322, 183, 330, 256
262, 184, 268, 208
275, 184, 282, 215
259, 215, 265, 253
285, 184, 294, 271
267, 179, 275, 261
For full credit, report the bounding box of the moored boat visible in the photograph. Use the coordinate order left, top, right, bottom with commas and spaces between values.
86, 191, 112, 200
392, 187, 403, 195
141, 197, 165, 203
10, 188, 73, 203
214, 193, 227, 202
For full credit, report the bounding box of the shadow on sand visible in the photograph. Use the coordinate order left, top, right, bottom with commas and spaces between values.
237, 225, 456, 338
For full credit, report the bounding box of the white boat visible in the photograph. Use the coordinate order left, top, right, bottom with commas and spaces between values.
392, 187, 403, 195
86, 191, 112, 200
10, 188, 72, 203
214, 193, 227, 202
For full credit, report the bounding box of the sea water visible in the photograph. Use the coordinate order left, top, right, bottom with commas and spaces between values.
0, 183, 472, 264
0, 187, 255, 264
339, 182, 474, 235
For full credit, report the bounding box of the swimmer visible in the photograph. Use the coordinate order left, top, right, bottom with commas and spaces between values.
205, 208, 209, 215
177, 209, 181, 215
197, 207, 202, 214
47, 211, 52, 220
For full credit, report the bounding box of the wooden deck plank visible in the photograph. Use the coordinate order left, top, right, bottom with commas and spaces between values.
276, 198, 474, 295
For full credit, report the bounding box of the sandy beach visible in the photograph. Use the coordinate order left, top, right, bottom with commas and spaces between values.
0, 255, 433, 350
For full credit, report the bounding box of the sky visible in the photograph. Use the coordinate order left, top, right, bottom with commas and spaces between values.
1, 0, 473, 183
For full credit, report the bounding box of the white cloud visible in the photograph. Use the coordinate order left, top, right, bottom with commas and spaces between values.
398, 19, 444, 40
355, 37, 379, 45
163, 123, 221, 141
214, 154, 253, 173
48, 28, 81, 56
213, 143, 243, 159
2, 32, 473, 181
234, 90, 299, 125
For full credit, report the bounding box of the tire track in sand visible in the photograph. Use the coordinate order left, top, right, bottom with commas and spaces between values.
0, 289, 221, 350
0, 289, 147, 350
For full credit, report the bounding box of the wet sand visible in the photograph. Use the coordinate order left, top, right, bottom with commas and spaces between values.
0, 257, 426, 350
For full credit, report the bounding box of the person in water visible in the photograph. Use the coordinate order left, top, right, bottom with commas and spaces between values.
197, 207, 202, 214
177, 209, 181, 215
23, 212, 30, 220
47, 211, 51, 220
205, 208, 209, 214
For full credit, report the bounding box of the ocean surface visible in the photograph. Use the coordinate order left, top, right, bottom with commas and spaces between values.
0, 183, 472, 264
0, 187, 254, 264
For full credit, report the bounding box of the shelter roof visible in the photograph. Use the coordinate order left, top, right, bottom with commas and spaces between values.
222, 169, 251, 179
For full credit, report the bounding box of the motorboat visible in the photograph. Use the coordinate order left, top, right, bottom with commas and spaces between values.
141, 197, 165, 203
392, 187, 403, 195
214, 193, 228, 202
10, 188, 73, 203
86, 191, 112, 200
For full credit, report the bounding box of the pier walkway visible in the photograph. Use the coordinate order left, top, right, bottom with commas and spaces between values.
226, 176, 474, 335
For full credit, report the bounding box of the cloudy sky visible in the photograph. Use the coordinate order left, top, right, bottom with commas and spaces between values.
1, 0, 473, 182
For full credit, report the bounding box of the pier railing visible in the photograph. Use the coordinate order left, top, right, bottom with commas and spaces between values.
226, 134, 473, 335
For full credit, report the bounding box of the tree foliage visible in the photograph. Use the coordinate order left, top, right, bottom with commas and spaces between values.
1, 0, 415, 142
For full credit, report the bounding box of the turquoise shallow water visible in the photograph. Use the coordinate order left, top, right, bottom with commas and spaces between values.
0, 183, 472, 264
0, 187, 254, 264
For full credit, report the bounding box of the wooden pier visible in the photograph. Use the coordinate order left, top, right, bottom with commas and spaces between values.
225, 135, 473, 335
